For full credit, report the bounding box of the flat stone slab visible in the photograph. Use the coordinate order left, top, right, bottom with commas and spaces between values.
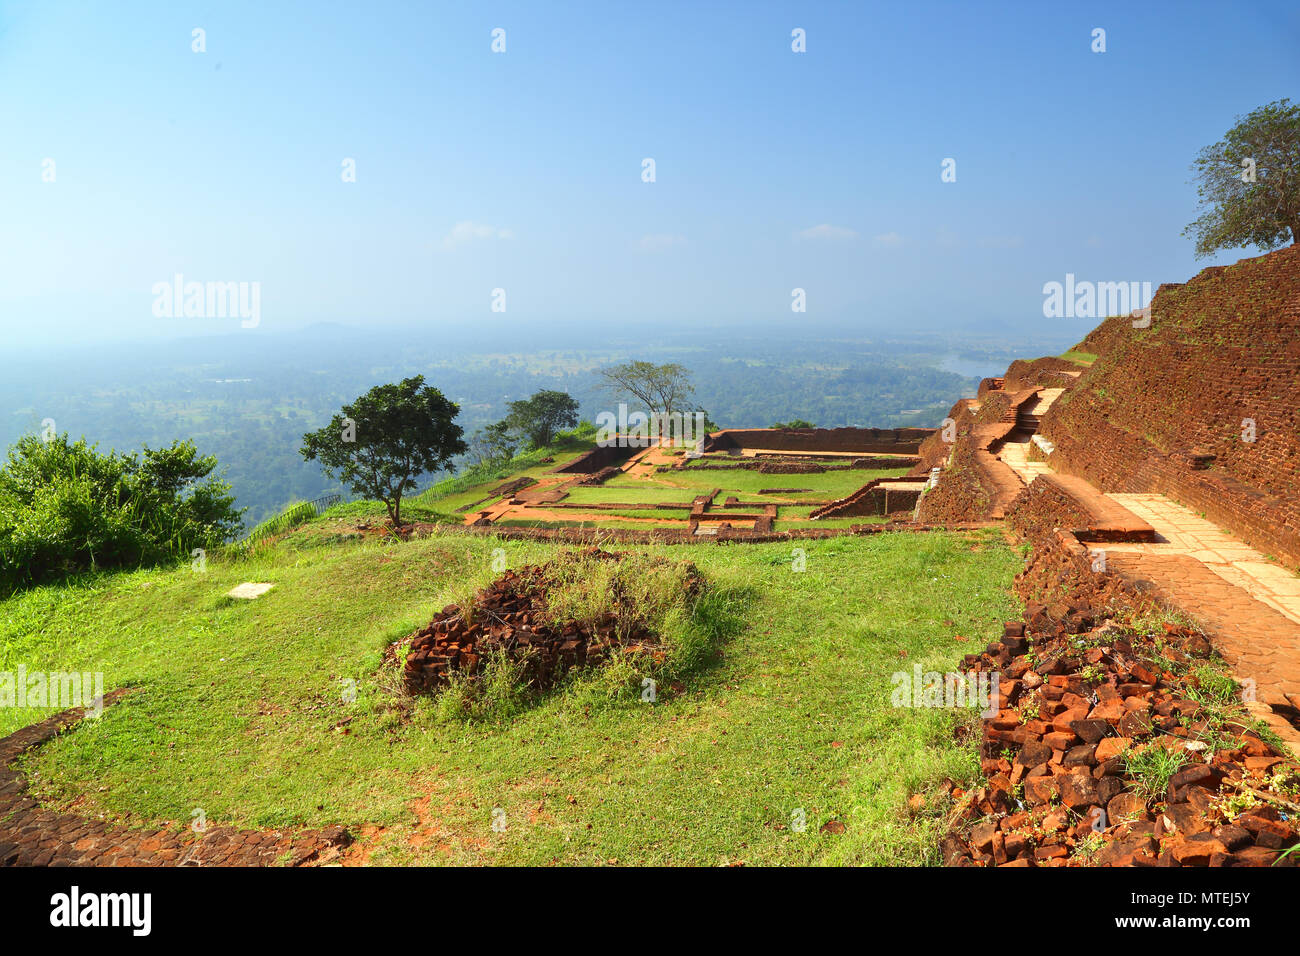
227, 582, 275, 599
1100, 550, 1300, 746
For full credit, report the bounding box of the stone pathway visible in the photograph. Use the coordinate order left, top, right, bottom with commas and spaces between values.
622, 443, 678, 478
996, 386, 1064, 486
0, 692, 351, 867
998, 440, 1051, 485
1101, 493, 1300, 627
1023, 387, 1065, 421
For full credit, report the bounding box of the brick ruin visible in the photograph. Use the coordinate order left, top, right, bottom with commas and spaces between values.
4, 250, 1297, 870
704, 425, 933, 456
465, 426, 934, 535
1040, 244, 1300, 569
923, 245, 1300, 867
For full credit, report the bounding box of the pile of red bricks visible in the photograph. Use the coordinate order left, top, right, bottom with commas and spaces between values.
403, 549, 697, 694
943, 559, 1300, 867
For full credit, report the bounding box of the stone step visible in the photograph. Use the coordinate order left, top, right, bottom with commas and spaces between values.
1040, 473, 1158, 542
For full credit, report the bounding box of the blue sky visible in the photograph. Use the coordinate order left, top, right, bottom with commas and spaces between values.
2, 0, 1297, 348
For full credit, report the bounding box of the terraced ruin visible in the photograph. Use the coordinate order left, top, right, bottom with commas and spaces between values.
457, 426, 931, 538
3, 246, 1298, 870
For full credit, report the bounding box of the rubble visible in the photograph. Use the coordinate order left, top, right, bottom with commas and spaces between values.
942, 544, 1300, 867
402, 549, 702, 695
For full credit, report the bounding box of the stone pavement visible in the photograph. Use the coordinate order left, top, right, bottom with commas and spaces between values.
996, 386, 1064, 486
998, 439, 1051, 485
0, 692, 351, 867
1103, 493, 1300, 627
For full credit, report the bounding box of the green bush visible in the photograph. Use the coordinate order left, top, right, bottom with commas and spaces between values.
0, 433, 242, 592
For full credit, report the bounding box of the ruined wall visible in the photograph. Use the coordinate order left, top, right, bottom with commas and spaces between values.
1073, 314, 1129, 359
1002, 357, 1078, 391
913, 383, 1037, 523
1006, 475, 1092, 546
1040, 246, 1300, 568
915, 434, 993, 523
705, 426, 932, 455
553, 445, 635, 474
911, 398, 977, 476
810, 478, 922, 518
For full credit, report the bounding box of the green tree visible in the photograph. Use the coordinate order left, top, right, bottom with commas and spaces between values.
1183, 98, 1300, 258
771, 419, 815, 429
300, 375, 466, 525
598, 362, 695, 416
468, 420, 518, 466
503, 389, 580, 449
0, 434, 241, 591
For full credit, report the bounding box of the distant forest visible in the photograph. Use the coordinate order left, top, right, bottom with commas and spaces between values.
3, 323, 1057, 529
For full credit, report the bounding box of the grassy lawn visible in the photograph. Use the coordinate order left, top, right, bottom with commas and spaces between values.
413, 435, 596, 513
562, 485, 697, 505
645, 466, 910, 500
1059, 349, 1098, 367
0, 523, 1021, 865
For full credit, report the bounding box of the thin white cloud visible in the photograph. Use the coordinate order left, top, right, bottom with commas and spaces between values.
637, 233, 687, 251
872, 231, 904, 246
441, 221, 514, 249
796, 224, 858, 241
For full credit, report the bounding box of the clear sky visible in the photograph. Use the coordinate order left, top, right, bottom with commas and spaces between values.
2, 0, 1297, 348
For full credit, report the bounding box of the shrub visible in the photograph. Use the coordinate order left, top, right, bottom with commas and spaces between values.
0, 433, 242, 592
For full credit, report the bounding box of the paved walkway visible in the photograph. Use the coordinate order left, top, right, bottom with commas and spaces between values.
999, 440, 1052, 484
1024, 387, 1065, 418
996, 386, 1063, 486
1101, 494, 1300, 627
1098, 551, 1300, 744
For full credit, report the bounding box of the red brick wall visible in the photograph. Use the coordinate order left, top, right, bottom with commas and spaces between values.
1040, 246, 1300, 569
706, 426, 932, 455
1002, 357, 1077, 391
553, 445, 634, 473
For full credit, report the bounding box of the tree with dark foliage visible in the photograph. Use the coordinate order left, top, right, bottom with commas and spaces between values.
1184, 99, 1300, 258
300, 376, 466, 526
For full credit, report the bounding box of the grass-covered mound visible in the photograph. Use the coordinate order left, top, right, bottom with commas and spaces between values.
401, 549, 709, 717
